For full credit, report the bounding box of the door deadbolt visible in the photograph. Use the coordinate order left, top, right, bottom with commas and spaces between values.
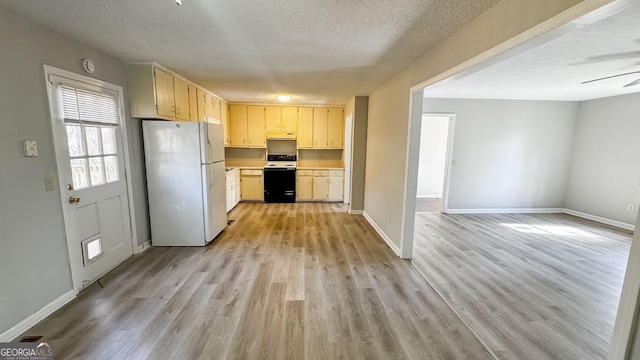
68, 196, 81, 204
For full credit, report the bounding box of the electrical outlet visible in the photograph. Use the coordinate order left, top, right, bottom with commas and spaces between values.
510, 192, 516, 199
628, 204, 635, 212
45, 177, 55, 191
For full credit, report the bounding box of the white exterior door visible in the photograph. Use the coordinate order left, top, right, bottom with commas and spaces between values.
46, 69, 133, 291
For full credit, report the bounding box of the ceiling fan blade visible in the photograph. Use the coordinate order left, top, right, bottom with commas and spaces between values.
623, 78, 640, 87
581, 71, 640, 84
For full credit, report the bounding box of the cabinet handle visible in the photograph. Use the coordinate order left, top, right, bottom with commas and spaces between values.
171, 105, 176, 113
176, 108, 181, 114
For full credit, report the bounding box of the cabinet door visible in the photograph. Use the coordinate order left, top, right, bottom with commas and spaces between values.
241, 175, 263, 200
265, 106, 282, 132
312, 108, 328, 148
328, 176, 344, 201
235, 170, 242, 203
210, 97, 221, 121
197, 88, 207, 122
221, 101, 230, 145
297, 176, 313, 200
154, 68, 175, 118
188, 85, 198, 122
327, 107, 344, 149
297, 107, 313, 148
204, 93, 214, 121
282, 107, 298, 132
225, 174, 234, 212
229, 105, 248, 146
247, 106, 266, 147
173, 78, 190, 120
313, 176, 329, 200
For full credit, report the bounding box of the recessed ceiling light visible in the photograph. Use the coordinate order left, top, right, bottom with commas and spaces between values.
176, 0, 182, 5
277, 95, 291, 102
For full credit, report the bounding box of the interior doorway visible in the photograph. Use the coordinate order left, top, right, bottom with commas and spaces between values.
415, 114, 453, 213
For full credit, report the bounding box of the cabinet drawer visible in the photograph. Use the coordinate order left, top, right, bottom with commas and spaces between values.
313, 170, 329, 177
329, 170, 344, 177
241, 169, 263, 176
297, 170, 313, 176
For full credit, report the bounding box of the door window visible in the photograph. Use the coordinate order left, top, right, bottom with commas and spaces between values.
60, 86, 120, 189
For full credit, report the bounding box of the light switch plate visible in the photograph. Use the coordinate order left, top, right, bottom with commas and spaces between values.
45, 177, 55, 192
23, 140, 38, 157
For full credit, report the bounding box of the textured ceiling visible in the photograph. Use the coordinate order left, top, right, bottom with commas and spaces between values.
423, 0, 640, 101
0, 0, 499, 105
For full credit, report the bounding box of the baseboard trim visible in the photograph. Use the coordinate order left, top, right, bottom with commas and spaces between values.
563, 209, 635, 231
439, 207, 634, 231
362, 212, 401, 256
416, 195, 442, 199
348, 210, 363, 215
445, 208, 564, 214
136, 240, 152, 254
0, 290, 75, 342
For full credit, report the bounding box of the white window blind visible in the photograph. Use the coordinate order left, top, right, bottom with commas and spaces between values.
61, 85, 119, 125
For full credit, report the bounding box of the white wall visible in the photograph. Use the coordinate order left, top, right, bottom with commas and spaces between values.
417, 115, 449, 198
364, 0, 605, 250
0, 8, 149, 336
565, 93, 640, 226
423, 99, 579, 210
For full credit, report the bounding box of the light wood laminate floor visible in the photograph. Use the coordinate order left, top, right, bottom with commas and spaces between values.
415, 198, 442, 213
412, 212, 632, 360
21, 203, 493, 360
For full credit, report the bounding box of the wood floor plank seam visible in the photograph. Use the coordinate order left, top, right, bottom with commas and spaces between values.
409, 260, 501, 360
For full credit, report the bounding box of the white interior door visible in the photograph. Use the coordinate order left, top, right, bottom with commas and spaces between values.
47, 71, 133, 291
343, 114, 353, 207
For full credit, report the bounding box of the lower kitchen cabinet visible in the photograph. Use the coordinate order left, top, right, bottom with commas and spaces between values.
297, 169, 343, 202
312, 171, 329, 200
235, 169, 241, 203
241, 169, 263, 201
328, 171, 344, 201
297, 172, 313, 201
225, 169, 240, 212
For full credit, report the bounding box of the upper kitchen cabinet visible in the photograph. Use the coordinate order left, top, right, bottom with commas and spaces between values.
297, 107, 313, 148
127, 63, 226, 123
265, 106, 282, 132
281, 107, 298, 132
229, 104, 249, 146
265, 106, 298, 135
327, 107, 344, 149
128, 64, 192, 121
312, 108, 328, 148
228, 104, 266, 148
221, 101, 230, 146
173, 77, 190, 121
205, 93, 221, 122
196, 88, 206, 122
247, 106, 266, 147
188, 84, 198, 122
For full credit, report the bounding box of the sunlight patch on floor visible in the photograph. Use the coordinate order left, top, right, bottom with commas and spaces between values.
501, 223, 597, 237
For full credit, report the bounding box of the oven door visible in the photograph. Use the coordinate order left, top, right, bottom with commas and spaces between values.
264, 167, 296, 203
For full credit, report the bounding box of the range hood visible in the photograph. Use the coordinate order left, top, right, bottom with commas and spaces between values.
266, 131, 296, 140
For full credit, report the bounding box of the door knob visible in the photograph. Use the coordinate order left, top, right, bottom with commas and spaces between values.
68, 196, 81, 204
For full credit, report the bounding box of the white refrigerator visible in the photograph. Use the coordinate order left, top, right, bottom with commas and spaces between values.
143, 121, 227, 246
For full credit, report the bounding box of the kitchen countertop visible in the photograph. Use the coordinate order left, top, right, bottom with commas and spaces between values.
227, 165, 344, 170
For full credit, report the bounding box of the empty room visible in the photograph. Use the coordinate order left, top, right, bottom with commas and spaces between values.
1, 0, 640, 359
